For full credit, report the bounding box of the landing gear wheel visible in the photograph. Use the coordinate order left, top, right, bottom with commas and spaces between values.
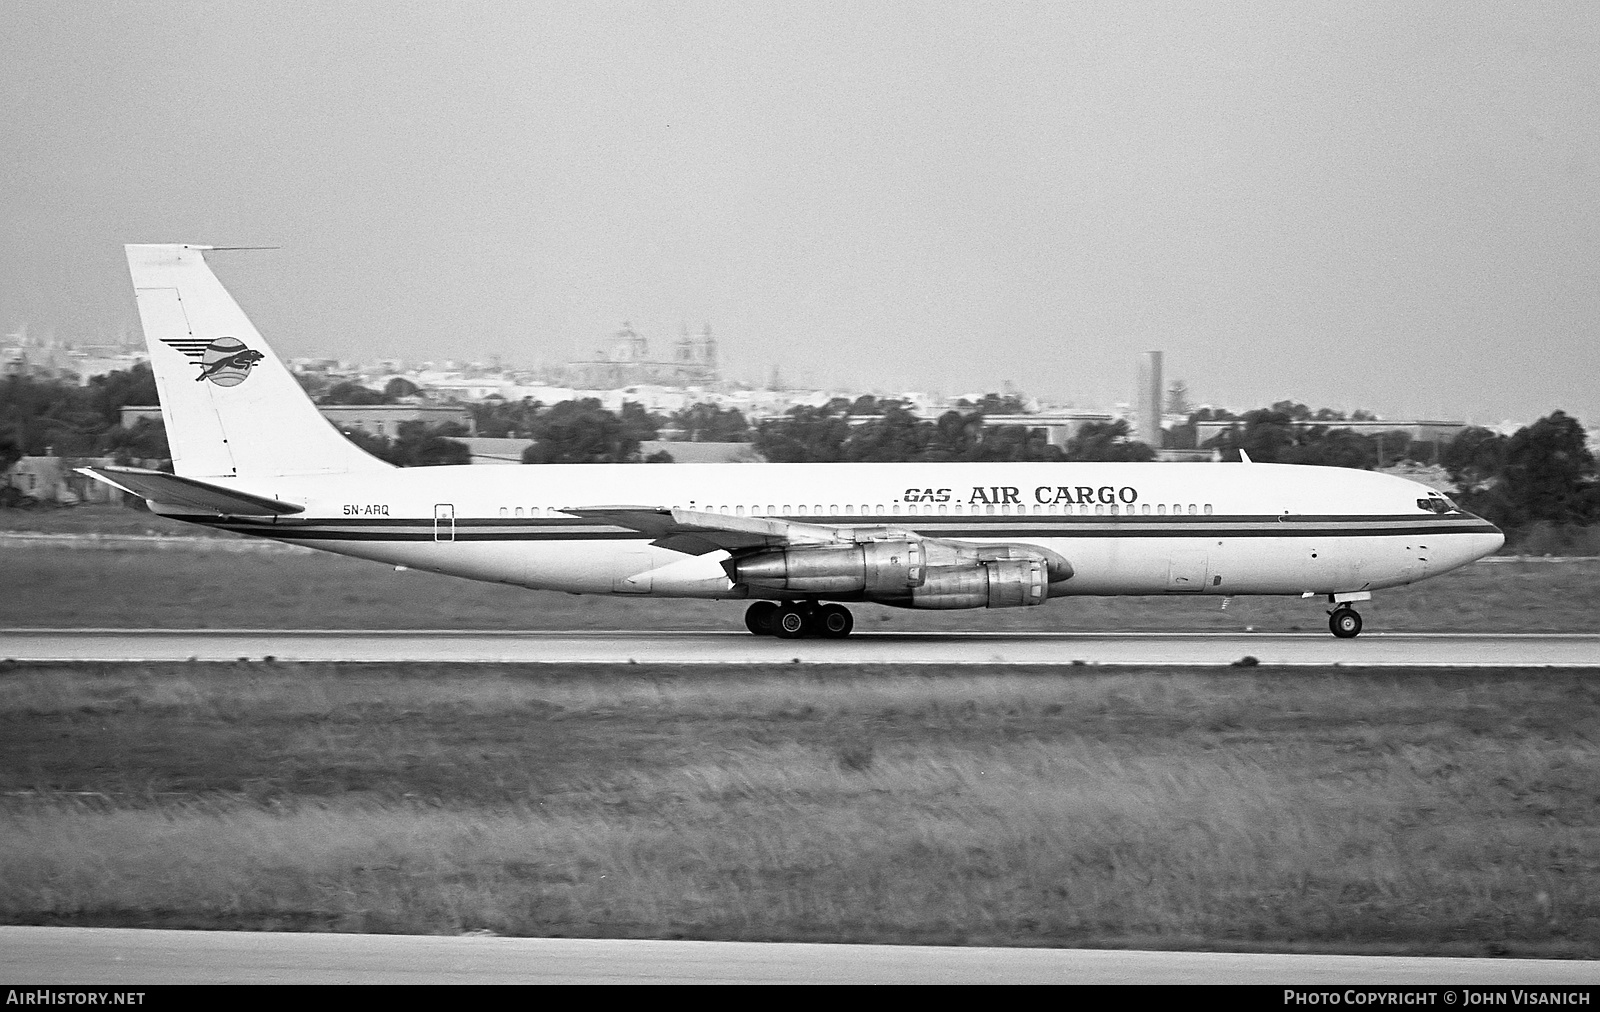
1329, 606, 1363, 639
816, 604, 854, 638
745, 601, 780, 636
774, 604, 809, 639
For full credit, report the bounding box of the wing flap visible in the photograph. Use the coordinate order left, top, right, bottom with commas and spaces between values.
76, 465, 304, 516
564, 506, 914, 555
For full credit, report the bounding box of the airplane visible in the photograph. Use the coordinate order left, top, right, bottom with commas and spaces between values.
80, 244, 1505, 640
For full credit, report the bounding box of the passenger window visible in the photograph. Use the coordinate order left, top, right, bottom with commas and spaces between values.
1189, 504, 1197, 515
939, 504, 948, 515
1142, 504, 1151, 515
1204, 504, 1213, 515
1095, 503, 1105, 515
736, 506, 745, 516
499, 507, 508, 518
783, 505, 791, 514
876, 505, 886, 516
797, 505, 807, 516
1157, 504, 1167, 515
953, 504, 963, 514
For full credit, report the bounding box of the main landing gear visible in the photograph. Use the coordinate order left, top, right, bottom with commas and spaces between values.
745, 601, 855, 639
1328, 604, 1363, 639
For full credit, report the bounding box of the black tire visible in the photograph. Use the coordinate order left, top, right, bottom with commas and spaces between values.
1329, 607, 1362, 639
745, 601, 780, 636
817, 603, 854, 638
774, 604, 809, 639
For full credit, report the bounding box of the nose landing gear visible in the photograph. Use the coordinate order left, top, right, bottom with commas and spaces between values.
744, 601, 855, 638
1329, 605, 1363, 639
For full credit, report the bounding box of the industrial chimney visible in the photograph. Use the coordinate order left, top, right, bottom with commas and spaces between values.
1136, 351, 1163, 449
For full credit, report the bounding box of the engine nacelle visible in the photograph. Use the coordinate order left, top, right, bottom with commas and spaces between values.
733, 541, 924, 594
731, 539, 1068, 609
907, 559, 1050, 609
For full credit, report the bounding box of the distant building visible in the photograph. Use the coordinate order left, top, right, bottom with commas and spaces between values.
1191, 418, 1468, 448
565, 323, 719, 389
979, 411, 1116, 448
2, 455, 158, 504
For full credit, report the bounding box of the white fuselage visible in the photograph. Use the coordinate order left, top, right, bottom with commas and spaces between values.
170, 460, 1504, 603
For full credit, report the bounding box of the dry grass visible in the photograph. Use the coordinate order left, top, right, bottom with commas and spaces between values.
3, 662, 1600, 954
4, 542, 1599, 632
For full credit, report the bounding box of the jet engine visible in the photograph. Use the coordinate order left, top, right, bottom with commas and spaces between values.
730, 539, 1070, 609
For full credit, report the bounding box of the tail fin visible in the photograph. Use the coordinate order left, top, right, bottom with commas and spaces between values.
126, 244, 390, 480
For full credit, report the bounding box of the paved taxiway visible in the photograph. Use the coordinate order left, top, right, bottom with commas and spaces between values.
5, 926, 1600, 984
3, 628, 1598, 666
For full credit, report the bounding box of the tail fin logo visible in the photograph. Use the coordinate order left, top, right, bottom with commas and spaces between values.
164, 336, 265, 386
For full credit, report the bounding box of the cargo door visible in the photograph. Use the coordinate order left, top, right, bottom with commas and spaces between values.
1166, 549, 1209, 593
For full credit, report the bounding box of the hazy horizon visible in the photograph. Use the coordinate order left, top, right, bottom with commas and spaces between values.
3, 1, 1597, 426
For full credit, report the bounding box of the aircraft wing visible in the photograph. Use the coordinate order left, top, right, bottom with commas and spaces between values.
76, 465, 304, 516
567, 506, 901, 555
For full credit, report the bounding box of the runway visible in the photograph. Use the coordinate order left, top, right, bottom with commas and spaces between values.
5, 926, 1599, 984
3, 628, 1599, 666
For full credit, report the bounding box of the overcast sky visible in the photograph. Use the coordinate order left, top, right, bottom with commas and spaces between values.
3, 1, 1597, 425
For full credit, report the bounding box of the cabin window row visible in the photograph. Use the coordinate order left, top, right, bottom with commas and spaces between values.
700, 503, 1214, 517
495, 503, 1215, 518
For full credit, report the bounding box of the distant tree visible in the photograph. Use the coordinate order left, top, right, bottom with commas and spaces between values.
618, 401, 661, 447
842, 404, 932, 462
972, 424, 1067, 462
1499, 410, 1597, 526
320, 381, 389, 406
0, 431, 21, 474
959, 392, 1028, 416
669, 403, 751, 442
384, 377, 422, 400
1286, 427, 1378, 470
1442, 426, 1508, 497
472, 397, 544, 438
391, 421, 471, 466
86, 363, 159, 426
338, 422, 468, 466
924, 410, 983, 461
753, 404, 851, 462
1065, 420, 1156, 462
522, 399, 645, 463
100, 418, 170, 465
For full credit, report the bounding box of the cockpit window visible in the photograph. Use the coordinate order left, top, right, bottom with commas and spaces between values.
1416, 495, 1456, 514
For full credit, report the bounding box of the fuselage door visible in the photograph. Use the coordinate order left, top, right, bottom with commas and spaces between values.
434, 503, 455, 543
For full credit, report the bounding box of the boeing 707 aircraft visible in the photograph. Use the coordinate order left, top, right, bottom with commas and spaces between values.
80, 245, 1504, 639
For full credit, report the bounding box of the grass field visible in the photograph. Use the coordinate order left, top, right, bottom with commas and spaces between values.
4, 539, 1598, 633
3, 661, 1599, 955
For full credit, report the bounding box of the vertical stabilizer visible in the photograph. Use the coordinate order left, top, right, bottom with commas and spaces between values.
126, 244, 390, 480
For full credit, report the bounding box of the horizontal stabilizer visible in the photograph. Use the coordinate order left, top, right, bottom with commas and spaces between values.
76, 466, 303, 516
